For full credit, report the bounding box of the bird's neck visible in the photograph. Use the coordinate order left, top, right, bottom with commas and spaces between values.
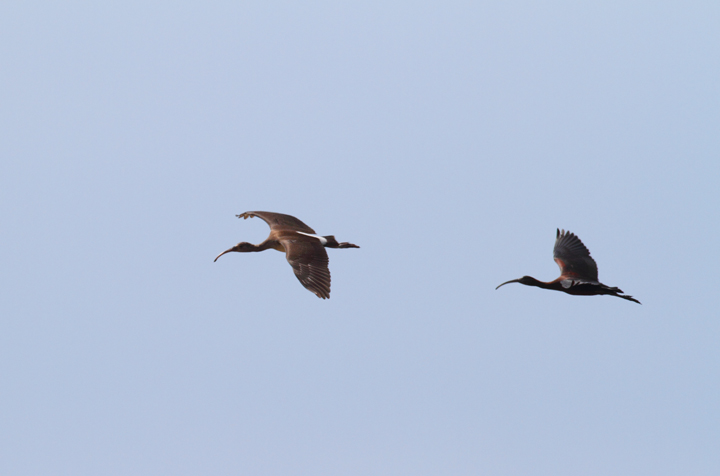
524, 276, 556, 289
234, 241, 274, 252
258, 240, 285, 252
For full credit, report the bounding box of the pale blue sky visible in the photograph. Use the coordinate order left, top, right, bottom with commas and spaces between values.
1, 1, 719, 475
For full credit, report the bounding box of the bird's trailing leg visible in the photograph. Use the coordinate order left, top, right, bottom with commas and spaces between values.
599, 284, 641, 304
322, 235, 360, 249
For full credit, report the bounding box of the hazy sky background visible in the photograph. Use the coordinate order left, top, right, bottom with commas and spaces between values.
1, 1, 719, 475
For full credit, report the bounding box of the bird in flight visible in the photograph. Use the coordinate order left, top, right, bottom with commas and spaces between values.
214, 211, 359, 299
496, 229, 640, 304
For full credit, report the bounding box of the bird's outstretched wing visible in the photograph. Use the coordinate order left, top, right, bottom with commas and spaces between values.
237, 211, 316, 234
553, 229, 599, 282
282, 239, 331, 299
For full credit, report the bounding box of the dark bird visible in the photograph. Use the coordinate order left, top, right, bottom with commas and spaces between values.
496, 229, 640, 304
214, 211, 359, 299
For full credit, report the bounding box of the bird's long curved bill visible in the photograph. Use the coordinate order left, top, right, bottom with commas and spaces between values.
214, 248, 234, 262
495, 279, 520, 290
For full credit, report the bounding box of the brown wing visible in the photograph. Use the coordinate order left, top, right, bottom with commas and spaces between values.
237, 211, 316, 234
553, 229, 599, 281
282, 239, 331, 299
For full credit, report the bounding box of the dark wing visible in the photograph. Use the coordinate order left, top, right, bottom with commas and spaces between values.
282, 239, 331, 299
553, 229, 599, 281
237, 211, 316, 234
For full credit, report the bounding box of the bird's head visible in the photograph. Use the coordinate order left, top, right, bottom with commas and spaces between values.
495, 276, 537, 289
214, 242, 256, 262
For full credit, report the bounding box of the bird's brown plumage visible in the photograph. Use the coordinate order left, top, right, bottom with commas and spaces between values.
284, 240, 332, 299
496, 229, 640, 304
215, 211, 358, 299
553, 229, 599, 282
238, 211, 316, 234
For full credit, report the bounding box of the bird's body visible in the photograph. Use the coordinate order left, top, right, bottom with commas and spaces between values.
496, 229, 640, 304
214, 211, 359, 299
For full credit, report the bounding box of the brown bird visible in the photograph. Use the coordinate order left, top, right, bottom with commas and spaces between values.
496, 229, 640, 304
214, 211, 359, 299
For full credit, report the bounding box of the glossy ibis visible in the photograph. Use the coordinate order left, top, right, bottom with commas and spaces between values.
496, 229, 640, 304
214, 211, 359, 299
